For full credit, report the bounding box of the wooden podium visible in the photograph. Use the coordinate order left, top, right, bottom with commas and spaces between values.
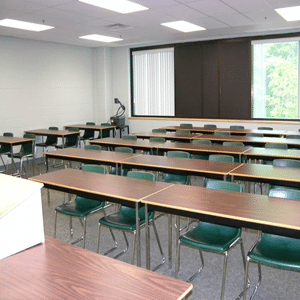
0, 174, 44, 260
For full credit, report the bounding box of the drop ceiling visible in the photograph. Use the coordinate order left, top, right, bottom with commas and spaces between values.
0, 0, 300, 48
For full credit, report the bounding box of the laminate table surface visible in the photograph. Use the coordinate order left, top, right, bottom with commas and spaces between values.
90, 137, 166, 151
161, 126, 217, 133
121, 154, 242, 179
131, 131, 203, 141
243, 147, 300, 160
0, 236, 192, 300
229, 163, 300, 188
25, 128, 80, 136
64, 124, 116, 131
0, 135, 35, 145
195, 134, 300, 148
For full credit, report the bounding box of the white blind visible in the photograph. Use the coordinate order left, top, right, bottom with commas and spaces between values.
132, 48, 175, 116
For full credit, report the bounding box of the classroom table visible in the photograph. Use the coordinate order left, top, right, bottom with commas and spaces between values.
25, 128, 80, 148
195, 134, 300, 148
29, 168, 172, 268
229, 163, 300, 189
131, 131, 203, 142
90, 137, 166, 153
0, 135, 36, 175
64, 124, 116, 138
120, 154, 242, 180
161, 126, 217, 133
0, 235, 192, 300
142, 183, 300, 270
44, 147, 140, 172
243, 147, 300, 162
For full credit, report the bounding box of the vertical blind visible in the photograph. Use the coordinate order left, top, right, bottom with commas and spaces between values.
132, 48, 175, 116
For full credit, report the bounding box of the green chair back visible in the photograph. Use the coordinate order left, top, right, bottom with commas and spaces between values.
3, 132, 13, 137
176, 130, 191, 134
286, 134, 300, 139
45, 126, 58, 145
269, 188, 300, 199
122, 135, 137, 140
192, 140, 212, 145
265, 143, 288, 149
223, 141, 244, 147
98, 123, 111, 139
84, 144, 102, 151
273, 159, 300, 168
214, 131, 230, 136
152, 129, 166, 133
81, 164, 107, 174
86, 122, 95, 125
115, 146, 134, 153
209, 154, 234, 162
230, 125, 244, 130
204, 124, 217, 129
258, 127, 273, 130
66, 128, 79, 147
81, 122, 95, 140
205, 179, 243, 192
21, 133, 35, 155
246, 133, 263, 137
167, 150, 190, 158
180, 123, 193, 127
127, 171, 156, 181
149, 137, 166, 143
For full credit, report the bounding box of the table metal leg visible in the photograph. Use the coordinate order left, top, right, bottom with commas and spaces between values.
145, 204, 150, 270
135, 202, 141, 267
168, 214, 172, 269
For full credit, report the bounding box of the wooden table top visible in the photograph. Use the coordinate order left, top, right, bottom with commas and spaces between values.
25, 129, 80, 136
229, 163, 300, 185
142, 184, 300, 235
90, 137, 166, 149
243, 147, 300, 160
131, 132, 203, 140
0, 136, 35, 145
0, 236, 192, 300
161, 126, 217, 133
44, 148, 140, 164
29, 168, 173, 204
195, 134, 300, 146
155, 142, 252, 155
121, 155, 242, 177
65, 124, 116, 130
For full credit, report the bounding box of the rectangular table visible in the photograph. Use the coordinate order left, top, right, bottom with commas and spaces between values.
195, 134, 300, 148
142, 183, 300, 270
131, 131, 203, 142
229, 163, 300, 188
25, 128, 80, 148
44, 147, 140, 172
64, 124, 116, 138
29, 168, 173, 267
0, 236, 192, 300
0, 135, 36, 175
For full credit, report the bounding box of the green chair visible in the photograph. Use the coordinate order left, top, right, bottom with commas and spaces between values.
110, 146, 133, 176
209, 154, 234, 162
286, 134, 300, 139
223, 141, 244, 147
263, 143, 288, 165
7, 133, 39, 177
97, 123, 112, 139
230, 125, 244, 130
54, 165, 112, 248
180, 123, 193, 127
175, 179, 246, 300
149, 137, 166, 156
84, 144, 102, 151
35, 127, 58, 152
243, 188, 300, 300
55, 128, 79, 149
97, 171, 165, 270
176, 130, 191, 134
257, 127, 273, 130
0, 132, 13, 173
152, 129, 166, 133
204, 124, 217, 129
162, 151, 191, 184
80, 122, 96, 145
122, 135, 137, 140
191, 139, 212, 160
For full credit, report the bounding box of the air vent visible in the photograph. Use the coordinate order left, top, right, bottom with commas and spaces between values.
104, 23, 132, 31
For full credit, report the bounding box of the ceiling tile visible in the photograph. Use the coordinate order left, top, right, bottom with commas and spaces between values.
221, 0, 270, 13
154, 4, 207, 19
216, 14, 254, 26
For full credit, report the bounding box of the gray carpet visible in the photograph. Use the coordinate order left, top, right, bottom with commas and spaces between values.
14, 159, 300, 300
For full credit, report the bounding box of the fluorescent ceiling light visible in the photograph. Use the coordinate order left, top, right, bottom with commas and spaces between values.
79, 34, 123, 43
275, 6, 300, 21
161, 21, 206, 33
78, 0, 148, 14
0, 19, 54, 32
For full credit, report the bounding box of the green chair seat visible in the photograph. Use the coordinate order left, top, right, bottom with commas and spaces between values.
55, 196, 105, 217
152, 129, 166, 133
180, 222, 241, 252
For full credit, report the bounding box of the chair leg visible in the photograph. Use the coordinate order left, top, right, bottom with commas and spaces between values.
187, 250, 204, 283
0, 155, 7, 173
175, 239, 181, 278
244, 259, 262, 300
97, 223, 118, 255
151, 221, 166, 271
54, 211, 58, 238
113, 231, 129, 259
82, 216, 87, 248
220, 252, 229, 300
131, 232, 136, 265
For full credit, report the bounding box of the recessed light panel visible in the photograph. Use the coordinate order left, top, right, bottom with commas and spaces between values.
78, 0, 148, 14
161, 21, 206, 33
0, 19, 54, 32
275, 6, 300, 21
79, 34, 123, 43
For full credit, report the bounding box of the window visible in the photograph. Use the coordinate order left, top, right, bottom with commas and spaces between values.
252, 38, 299, 119
131, 48, 175, 116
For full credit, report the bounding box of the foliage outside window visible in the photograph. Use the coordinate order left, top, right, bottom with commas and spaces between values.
252, 39, 299, 119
